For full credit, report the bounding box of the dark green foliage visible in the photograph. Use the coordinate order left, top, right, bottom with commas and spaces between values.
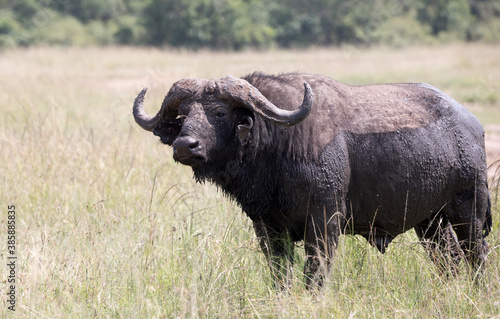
114, 15, 142, 45
143, 0, 274, 49
44, 0, 127, 23
416, 0, 472, 38
0, 0, 499, 49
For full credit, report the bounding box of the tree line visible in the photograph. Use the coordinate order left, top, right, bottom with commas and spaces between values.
1, 0, 499, 49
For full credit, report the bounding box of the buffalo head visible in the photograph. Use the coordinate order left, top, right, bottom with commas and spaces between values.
133, 76, 313, 167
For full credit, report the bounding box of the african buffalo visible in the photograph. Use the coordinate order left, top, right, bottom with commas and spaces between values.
133, 72, 492, 287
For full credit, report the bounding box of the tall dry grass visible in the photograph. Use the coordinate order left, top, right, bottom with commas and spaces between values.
1, 44, 499, 318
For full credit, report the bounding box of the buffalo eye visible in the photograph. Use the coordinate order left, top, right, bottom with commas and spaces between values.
216, 111, 226, 118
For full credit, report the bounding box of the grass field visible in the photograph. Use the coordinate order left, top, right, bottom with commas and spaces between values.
1, 44, 499, 318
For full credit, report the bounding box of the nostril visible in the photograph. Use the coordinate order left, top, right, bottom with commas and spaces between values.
173, 136, 201, 156
172, 136, 205, 164
189, 140, 199, 150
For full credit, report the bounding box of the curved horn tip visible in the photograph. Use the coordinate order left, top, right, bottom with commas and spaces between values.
133, 87, 160, 132
275, 82, 314, 126
300, 81, 314, 110
134, 87, 148, 104
303, 82, 311, 92
302, 82, 314, 106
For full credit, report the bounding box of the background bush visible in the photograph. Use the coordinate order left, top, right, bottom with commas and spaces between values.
0, 0, 499, 49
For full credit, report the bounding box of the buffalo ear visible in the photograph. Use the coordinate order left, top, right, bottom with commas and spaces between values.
236, 115, 253, 143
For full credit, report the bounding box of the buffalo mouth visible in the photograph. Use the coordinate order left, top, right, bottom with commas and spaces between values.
173, 154, 207, 167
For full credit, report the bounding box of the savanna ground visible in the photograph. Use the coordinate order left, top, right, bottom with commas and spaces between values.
1, 44, 500, 318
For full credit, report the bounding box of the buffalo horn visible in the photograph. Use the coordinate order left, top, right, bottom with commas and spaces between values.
133, 88, 161, 132
217, 76, 314, 126
133, 79, 206, 131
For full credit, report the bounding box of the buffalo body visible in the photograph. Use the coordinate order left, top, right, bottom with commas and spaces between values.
133, 72, 492, 287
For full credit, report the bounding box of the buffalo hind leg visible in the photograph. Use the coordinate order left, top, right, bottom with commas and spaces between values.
253, 220, 295, 290
415, 212, 463, 276
447, 186, 491, 275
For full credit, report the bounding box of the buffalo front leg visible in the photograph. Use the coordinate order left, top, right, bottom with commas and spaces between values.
303, 209, 341, 289
253, 220, 295, 289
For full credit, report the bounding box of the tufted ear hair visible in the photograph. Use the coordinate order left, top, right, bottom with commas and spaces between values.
236, 115, 253, 144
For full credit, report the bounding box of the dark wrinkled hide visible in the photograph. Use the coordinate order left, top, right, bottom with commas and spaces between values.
138, 72, 492, 287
